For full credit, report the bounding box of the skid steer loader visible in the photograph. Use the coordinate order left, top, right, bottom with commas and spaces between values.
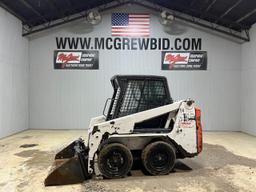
45, 75, 203, 186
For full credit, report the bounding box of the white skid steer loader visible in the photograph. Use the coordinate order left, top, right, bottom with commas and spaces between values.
45, 75, 203, 186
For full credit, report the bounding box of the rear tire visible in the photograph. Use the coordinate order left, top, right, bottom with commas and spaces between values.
142, 141, 176, 175
98, 143, 133, 179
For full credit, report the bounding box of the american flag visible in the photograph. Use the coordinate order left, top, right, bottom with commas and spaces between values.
111, 13, 150, 37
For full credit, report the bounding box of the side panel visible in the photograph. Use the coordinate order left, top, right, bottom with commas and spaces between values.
89, 115, 106, 130
106, 136, 152, 150
169, 102, 197, 154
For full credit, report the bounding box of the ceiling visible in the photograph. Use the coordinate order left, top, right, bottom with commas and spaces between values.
1, 0, 256, 39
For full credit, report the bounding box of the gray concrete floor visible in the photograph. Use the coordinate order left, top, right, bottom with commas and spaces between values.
0, 130, 256, 192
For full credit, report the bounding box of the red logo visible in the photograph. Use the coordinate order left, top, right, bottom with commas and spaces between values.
164, 53, 189, 69
165, 53, 187, 64
56, 52, 82, 69
57, 53, 80, 63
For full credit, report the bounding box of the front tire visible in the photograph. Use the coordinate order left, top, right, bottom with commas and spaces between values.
98, 143, 133, 179
142, 141, 176, 175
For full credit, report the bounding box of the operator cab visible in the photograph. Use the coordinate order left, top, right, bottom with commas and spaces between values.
104, 75, 174, 132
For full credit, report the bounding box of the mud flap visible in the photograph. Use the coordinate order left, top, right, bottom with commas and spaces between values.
45, 139, 91, 186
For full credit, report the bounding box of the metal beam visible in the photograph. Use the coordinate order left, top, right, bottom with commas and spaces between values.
22, 0, 131, 36
236, 8, 256, 23
19, 0, 48, 23
215, 0, 242, 22
160, 0, 248, 30
22, 0, 250, 41
26, 0, 107, 27
29, 0, 85, 25
199, 0, 216, 20
205, 0, 217, 12
135, 0, 249, 42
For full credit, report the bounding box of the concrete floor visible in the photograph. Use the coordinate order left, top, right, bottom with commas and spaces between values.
0, 130, 256, 192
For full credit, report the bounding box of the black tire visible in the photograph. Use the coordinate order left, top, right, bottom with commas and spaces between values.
142, 141, 176, 175
98, 143, 133, 179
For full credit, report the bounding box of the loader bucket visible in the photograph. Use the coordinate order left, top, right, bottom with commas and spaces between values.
54, 139, 86, 160
45, 139, 91, 186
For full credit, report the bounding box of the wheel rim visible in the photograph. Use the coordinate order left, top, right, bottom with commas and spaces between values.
149, 149, 171, 171
102, 148, 127, 174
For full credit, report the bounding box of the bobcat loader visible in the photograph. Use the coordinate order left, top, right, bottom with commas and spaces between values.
45, 75, 203, 186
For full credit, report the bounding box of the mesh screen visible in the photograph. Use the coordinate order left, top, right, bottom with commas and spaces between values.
106, 76, 172, 120
117, 80, 168, 117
